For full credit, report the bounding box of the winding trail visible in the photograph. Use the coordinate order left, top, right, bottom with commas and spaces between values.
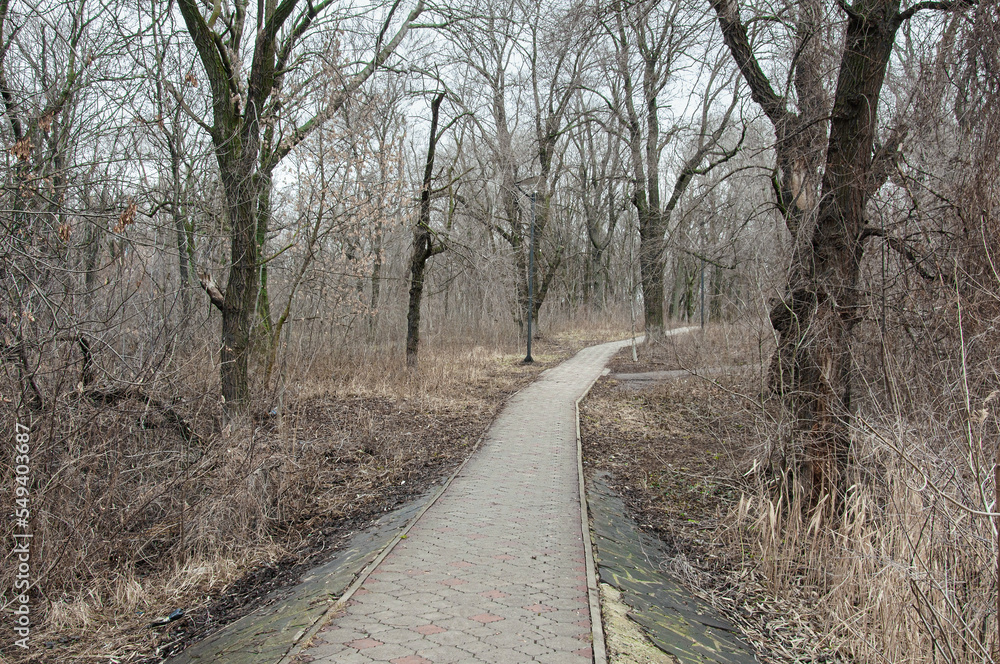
292, 338, 638, 664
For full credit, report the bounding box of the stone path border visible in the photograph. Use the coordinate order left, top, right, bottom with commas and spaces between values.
587, 474, 759, 664
574, 327, 697, 664
576, 369, 611, 664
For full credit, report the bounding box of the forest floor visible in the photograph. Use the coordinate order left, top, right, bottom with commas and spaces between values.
580, 326, 821, 664
17, 327, 630, 664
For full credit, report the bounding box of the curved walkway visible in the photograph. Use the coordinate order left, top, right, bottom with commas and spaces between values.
293, 338, 637, 664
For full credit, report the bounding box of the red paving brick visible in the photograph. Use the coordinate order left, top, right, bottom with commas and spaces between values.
480, 590, 507, 599
470, 613, 504, 623
524, 604, 557, 613
411, 624, 446, 635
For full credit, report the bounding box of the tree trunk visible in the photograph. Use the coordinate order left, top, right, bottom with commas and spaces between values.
710, 265, 724, 321
369, 228, 382, 341
405, 93, 445, 368
256, 169, 275, 339
177, 0, 424, 410
218, 150, 260, 409
638, 206, 666, 337
532, 243, 564, 332
710, 0, 929, 511
167, 134, 193, 316
710, 0, 830, 393
776, 0, 904, 509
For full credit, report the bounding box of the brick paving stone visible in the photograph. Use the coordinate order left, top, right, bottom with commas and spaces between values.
301, 339, 635, 663
389, 656, 432, 664
469, 613, 504, 623
479, 590, 507, 599
524, 604, 557, 613
411, 624, 446, 635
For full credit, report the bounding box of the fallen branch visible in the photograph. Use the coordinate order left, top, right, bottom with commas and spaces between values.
85, 387, 201, 444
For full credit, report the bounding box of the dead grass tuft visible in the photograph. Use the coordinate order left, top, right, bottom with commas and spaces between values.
584, 322, 1000, 663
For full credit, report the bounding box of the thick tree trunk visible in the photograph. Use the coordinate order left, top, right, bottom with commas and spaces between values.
637, 206, 666, 337
405, 93, 445, 368
774, 0, 903, 509
710, 0, 922, 511
218, 150, 260, 409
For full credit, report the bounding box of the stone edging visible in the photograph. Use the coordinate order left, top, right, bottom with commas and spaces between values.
577, 374, 611, 664
576, 329, 700, 664
575, 334, 647, 664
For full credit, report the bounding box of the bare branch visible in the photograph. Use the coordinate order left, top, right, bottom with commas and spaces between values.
198, 270, 226, 311
897, 0, 977, 23
859, 226, 953, 284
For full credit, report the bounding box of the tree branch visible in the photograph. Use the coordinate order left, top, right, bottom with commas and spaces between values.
859, 226, 953, 284
163, 80, 216, 136
176, 0, 237, 130
198, 270, 227, 310
269, 0, 425, 167
709, 0, 789, 127
870, 125, 907, 192
835, 0, 864, 22
897, 0, 977, 23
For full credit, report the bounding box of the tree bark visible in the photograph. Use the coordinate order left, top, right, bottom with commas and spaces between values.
712, 0, 960, 510
217, 151, 261, 408
789, 0, 904, 507
255, 169, 275, 339
405, 93, 446, 368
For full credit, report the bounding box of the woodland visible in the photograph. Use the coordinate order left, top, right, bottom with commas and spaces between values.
2, 0, 1000, 660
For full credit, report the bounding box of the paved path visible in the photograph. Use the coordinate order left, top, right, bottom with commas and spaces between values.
296, 339, 635, 664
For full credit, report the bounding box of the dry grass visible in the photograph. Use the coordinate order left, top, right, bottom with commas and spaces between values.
0, 317, 629, 664
732, 408, 998, 663
584, 322, 1000, 664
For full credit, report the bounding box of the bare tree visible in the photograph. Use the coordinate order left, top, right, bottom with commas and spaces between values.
406, 91, 448, 367
174, 0, 425, 410
523, 1, 593, 330
603, 0, 741, 336
712, 0, 977, 509
570, 110, 624, 308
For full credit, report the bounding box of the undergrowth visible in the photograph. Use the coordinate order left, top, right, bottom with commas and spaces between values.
0, 314, 630, 663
